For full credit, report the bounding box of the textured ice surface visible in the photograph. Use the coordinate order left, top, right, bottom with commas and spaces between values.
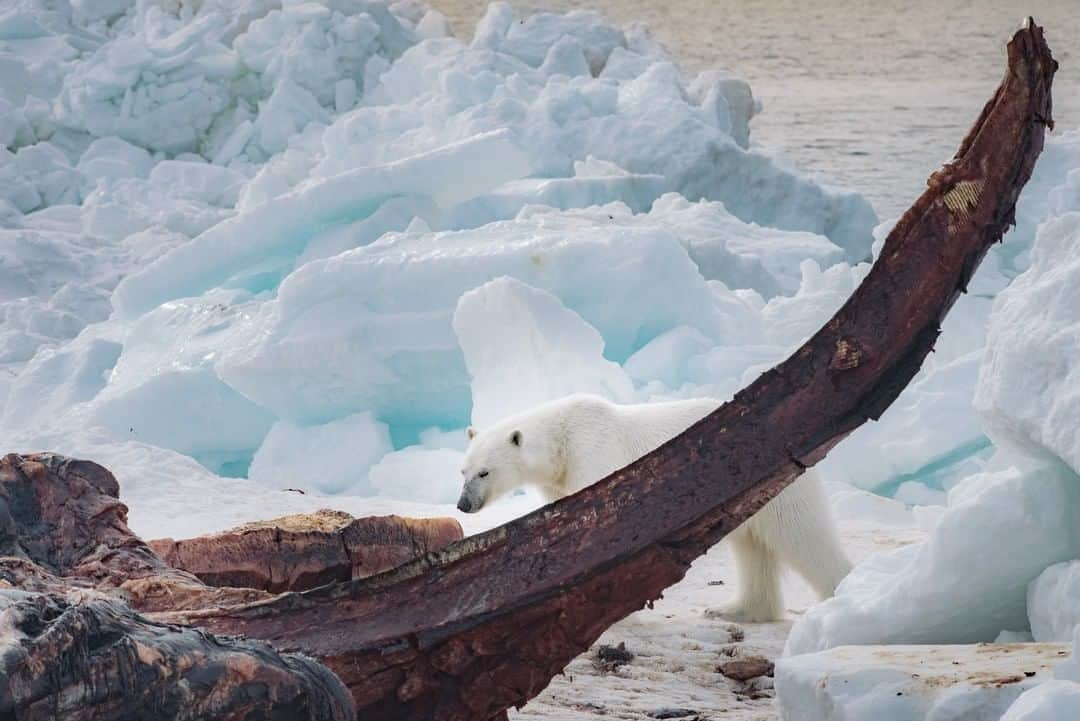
776, 643, 1068, 721
1000, 681, 1080, 721
1028, 561, 1080, 644
786, 457, 1080, 655
248, 412, 392, 494
977, 209, 1080, 476
454, 277, 634, 429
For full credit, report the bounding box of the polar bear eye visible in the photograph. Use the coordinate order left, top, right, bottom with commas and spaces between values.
478, 470, 489, 478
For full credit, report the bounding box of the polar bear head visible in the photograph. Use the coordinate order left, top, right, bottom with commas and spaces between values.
457, 412, 562, 513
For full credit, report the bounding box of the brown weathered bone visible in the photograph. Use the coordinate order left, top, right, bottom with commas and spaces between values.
162, 21, 1054, 721
0, 452, 356, 720
0, 452, 270, 612
0, 21, 1055, 721
0, 592, 357, 721
149, 510, 463, 592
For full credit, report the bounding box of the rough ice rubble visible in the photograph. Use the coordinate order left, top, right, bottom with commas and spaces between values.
102, 0, 881, 319
52, 0, 418, 156
1, 0, 893, 530
235, 3, 875, 255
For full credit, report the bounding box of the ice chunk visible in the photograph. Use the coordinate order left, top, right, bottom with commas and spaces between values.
500, 9, 625, 75
85, 292, 275, 470
89, 369, 274, 474
368, 446, 465, 504
776, 643, 1066, 721
0, 227, 112, 364
81, 176, 235, 242
147, 160, 246, 207
112, 131, 531, 318
786, 458, 1080, 655
825, 482, 915, 526
893, 481, 948, 507
0, 338, 121, 431
539, 36, 591, 77
649, 193, 845, 296
248, 412, 392, 495
453, 277, 634, 429
0, 142, 82, 212
687, 70, 757, 150
1000, 681, 1080, 721
976, 212, 1080, 476
77, 137, 154, 184
623, 326, 715, 388
1029, 561, 1080, 643
70, 0, 131, 25
415, 10, 451, 40
443, 174, 670, 231
55, 30, 238, 154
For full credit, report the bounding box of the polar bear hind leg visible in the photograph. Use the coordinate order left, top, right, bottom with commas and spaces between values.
705, 472, 852, 622
704, 524, 783, 622
767, 484, 852, 601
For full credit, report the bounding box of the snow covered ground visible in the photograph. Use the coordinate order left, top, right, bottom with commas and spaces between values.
4, 1, 1080, 719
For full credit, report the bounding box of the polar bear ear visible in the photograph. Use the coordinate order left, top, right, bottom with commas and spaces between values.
509, 430, 522, 447
466, 426, 476, 441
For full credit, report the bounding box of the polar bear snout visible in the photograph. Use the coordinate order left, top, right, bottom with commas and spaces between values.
457, 486, 483, 513
457, 470, 489, 513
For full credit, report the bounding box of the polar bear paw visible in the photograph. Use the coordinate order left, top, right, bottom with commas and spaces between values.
703, 601, 782, 624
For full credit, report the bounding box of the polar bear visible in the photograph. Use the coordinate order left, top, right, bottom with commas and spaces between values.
457, 393, 852, 622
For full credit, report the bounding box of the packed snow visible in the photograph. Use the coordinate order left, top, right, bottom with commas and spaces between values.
5, 1, 1080, 719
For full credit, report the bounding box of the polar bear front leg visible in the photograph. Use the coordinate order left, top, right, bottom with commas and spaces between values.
704, 525, 784, 622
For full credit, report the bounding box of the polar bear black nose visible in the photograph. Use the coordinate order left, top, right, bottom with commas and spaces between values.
457, 495, 474, 513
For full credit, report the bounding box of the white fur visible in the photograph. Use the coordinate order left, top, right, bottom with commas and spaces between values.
459, 393, 852, 622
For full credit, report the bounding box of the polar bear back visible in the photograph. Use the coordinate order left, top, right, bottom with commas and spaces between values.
559, 395, 720, 494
